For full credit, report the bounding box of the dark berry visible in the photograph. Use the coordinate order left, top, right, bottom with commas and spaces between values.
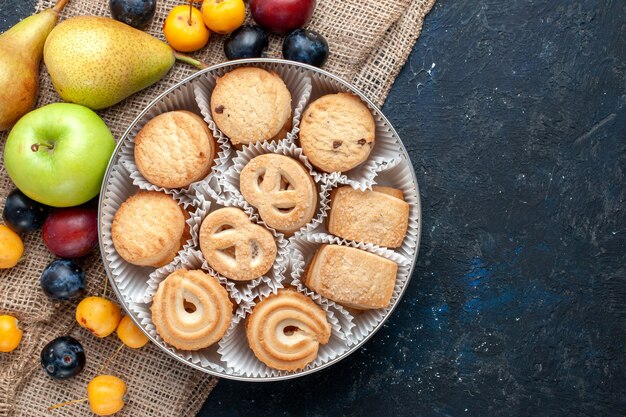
40, 259, 85, 301
109, 0, 156, 30
282, 28, 329, 67
41, 336, 86, 380
2, 189, 49, 233
224, 25, 269, 60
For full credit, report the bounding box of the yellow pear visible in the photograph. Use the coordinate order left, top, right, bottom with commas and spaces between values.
0, 0, 69, 131
43, 16, 206, 110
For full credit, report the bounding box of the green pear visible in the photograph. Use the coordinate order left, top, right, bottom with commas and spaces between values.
43, 16, 206, 110
0, 0, 69, 131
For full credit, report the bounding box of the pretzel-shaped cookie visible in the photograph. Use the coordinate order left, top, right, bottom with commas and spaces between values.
199, 207, 277, 281
240, 154, 317, 234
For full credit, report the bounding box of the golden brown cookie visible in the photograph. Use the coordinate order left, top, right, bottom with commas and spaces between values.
210, 67, 292, 146
111, 191, 188, 268
240, 154, 317, 235
328, 186, 409, 248
246, 290, 331, 371
134, 110, 216, 188
151, 269, 233, 350
304, 245, 397, 310
199, 207, 277, 281
299, 93, 375, 172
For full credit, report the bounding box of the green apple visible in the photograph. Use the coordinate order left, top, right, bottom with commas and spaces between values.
3, 103, 116, 207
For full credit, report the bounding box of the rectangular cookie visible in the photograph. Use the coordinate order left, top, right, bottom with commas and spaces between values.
327, 186, 409, 248
304, 245, 398, 310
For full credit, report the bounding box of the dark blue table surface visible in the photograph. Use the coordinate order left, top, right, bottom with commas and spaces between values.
3, 1, 625, 416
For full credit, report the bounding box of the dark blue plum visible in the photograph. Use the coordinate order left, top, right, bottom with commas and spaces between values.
40, 259, 85, 301
2, 189, 49, 233
282, 29, 329, 68
224, 25, 269, 60
109, 0, 156, 29
41, 336, 86, 380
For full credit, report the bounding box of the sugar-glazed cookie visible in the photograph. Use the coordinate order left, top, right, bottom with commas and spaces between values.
299, 93, 375, 173
246, 290, 331, 371
199, 207, 277, 281
210, 67, 292, 146
151, 269, 233, 350
240, 154, 317, 235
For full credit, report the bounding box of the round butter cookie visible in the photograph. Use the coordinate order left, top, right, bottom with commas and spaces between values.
246, 290, 331, 371
134, 110, 216, 188
151, 269, 233, 350
210, 67, 292, 146
112, 191, 188, 268
299, 93, 375, 173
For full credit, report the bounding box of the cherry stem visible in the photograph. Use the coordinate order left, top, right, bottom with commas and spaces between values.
48, 397, 88, 411
173, 51, 208, 69
102, 274, 108, 298
98, 343, 125, 374
30, 143, 54, 152
188, 0, 193, 26
52, 0, 70, 13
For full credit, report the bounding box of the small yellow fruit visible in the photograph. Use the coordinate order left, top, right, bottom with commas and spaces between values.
116, 315, 148, 349
87, 375, 126, 416
0, 315, 23, 352
0, 225, 24, 269
76, 297, 122, 338
201, 0, 245, 35
163, 4, 210, 52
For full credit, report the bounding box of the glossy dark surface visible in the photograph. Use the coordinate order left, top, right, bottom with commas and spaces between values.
224, 25, 269, 60
40, 259, 86, 301
2, 188, 49, 232
40, 336, 86, 380
3, 0, 626, 415
109, 0, 156, 30
282, 28, 328, 68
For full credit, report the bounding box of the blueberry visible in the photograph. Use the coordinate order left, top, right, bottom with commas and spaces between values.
109, 0, 156, 30
2, 189, 49, 233
40, 259, 85, 301
41, 336, 86, 380
224, 25, 269, 60
282, 29, 329, 68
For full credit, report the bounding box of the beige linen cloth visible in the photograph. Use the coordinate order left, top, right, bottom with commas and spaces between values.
0, 0, 435, 415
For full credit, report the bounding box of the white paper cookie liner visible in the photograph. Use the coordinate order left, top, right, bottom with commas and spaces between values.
217, 282, 349, 378
287, 70, 404, 190
222, 140, 330, 235
192, 61, 312, 152
116, 80, 229, 200
101, 163, 196, 303
290, 232, 411, 345
191, 184, 289, 302
125, 297, 253, 375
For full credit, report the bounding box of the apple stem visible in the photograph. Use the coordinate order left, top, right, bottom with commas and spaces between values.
31, 143, 54, 153
52, 0, 70, 14
48, 397, 88, 411
173, 51, 209, 70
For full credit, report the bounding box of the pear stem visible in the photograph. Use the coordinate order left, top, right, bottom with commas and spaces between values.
48, 397, 88, 411
52, 0, 70, 13
173, 51, 209, 70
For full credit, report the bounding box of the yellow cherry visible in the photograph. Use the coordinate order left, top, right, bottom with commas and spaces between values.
116, 315, 148, 349
76, 297, 122, 338
87, 375, 127, 416
0, 315, 23, 352
0, 225, 24, 269
163, 3, 210, 52
201, 0, 245, 35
